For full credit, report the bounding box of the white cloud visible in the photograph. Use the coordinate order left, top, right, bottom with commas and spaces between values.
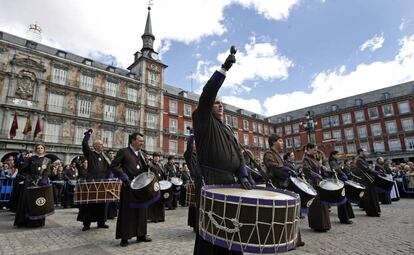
399, 18, 408, 31
192, 36, 293, 92
0, 0, 300, 68
359, 34, 385, 52
264, 34, 414, 116
158, 40, 171, 60
222, 96, 263, 114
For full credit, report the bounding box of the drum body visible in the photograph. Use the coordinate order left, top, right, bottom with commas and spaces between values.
159, 180, 173, 202
170, 177, 183, 193
288, 176, 317, 209
199, 185, 300, 254
74, 179, 121, 204
130, 172, 160, 204
374, 175, 394, 193
185, 181, 196, 206
317, 179, 346, 205
26, 185, 54, 219
344, 180, 365, 202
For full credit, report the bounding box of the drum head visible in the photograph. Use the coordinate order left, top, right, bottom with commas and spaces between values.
159, 180, 172, 190
209, 187, 294, 201
131, 172, 155, 190
170, 177, 183, 186
319, 179, 344, 190
290, 177, 317, 196
345, 180, 365, 189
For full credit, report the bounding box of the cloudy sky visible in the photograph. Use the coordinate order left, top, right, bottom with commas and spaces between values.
1, 0, 414, 116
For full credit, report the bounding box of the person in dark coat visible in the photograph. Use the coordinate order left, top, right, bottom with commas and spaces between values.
50, 161, 64, 206
179, 163, 191, 206
375, 157, 392, 204
110, 132, 152, 247
77, 129, 110, 231
164, 156, 179, 210
302, 143, 331, 232
356, 148, 381, 217
106, 149, 118, 220
192, 47, 254, 255
14, 144, 52, 228
62, 163, 77, 208
147, 152, 166, 223
263, 134, 305, 248
328, 150, 354, 224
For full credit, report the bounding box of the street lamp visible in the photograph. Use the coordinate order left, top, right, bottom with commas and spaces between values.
303, 110, 317, 143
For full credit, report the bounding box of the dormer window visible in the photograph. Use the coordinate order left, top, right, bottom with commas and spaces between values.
83, 59, 93, 66
286, 115, 292, 122
106, 66, 115, 72
128, 73, 135, 78
382, 92, 390, 100
25, 40, 37, 49
355, 98, 363, 106
56, 51, 66, 58
179, 91, 188, 98
331, 105, 338, 112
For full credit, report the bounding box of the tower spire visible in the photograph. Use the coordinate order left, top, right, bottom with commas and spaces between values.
141, 2, 155, 52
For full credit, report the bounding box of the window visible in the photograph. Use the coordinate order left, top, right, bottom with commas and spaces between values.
355, 99, 363, 106
258, 124, 263, 133
401, 118, 414, 131
47, 93, 64, 113
243, 120, 249, 131
44, 122, 60, 143
145, 136, 156, 152
284, 125, 292, 135
360, 142, 370, 152
147, 92, 157, 107
342, 113, 352, 125
334, 146, 344, 154
77, 99, 91, 117
385, 121, 397, 134
383, 92, 390, 100
323, 131, 332, 140
127, 88, 137, 102
330, 115, 339, 127
169, 118, 177, 133
233, 131, 239, 141
388, 139, 401, 151
398, 101, 410, 114
252, 122, 258, 132
225, 115, 232, 126
103, 105, 116, 122
347, 144, 356, 154
286, 137, 293, 148
102, 130, 113, 148
294, 136, 301, 147
371, 123, 382, 136
345, 128, 354, 140
368, 107, 379, 119
405, 137, 414, 151
357, 126, 368, 138
184, 121, 192, 135
149, 71, 159, 86
373, 140, 385, 152
253, 136, 258, 146
147, 113, 158, 129
105, 81, 118, 97
382, 104, 394, 116
332, 130, 342, 141
322, 117, 330, 128
126, 108, 137, 125
354, 110, 365, 122
292, 123, 299, 134
276, 127, 283, 135
169, 100, 177, 114
51, 67, 67, 85
259, 137, 264, 148
74, 126, 84, 145
331, 105, 338, 112
184, 104, 192, 117
264, 126, 269, 135
169, 140, 177, 155
79, 74, 94, 91
232, 117, 238, 128
243, 134, 249, 145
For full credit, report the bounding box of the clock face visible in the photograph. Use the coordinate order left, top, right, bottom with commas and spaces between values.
151, 52, 159, 60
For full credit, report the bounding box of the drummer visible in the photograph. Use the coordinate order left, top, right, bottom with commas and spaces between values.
375, 157, 392, 205
302, 143, 331, 232
184, 132, 199, 231
164, 156, 179, 210
263, 134, 305, 248
110, 132, 152, 247
328, 150, 354, 224
77, 129, 110, 231
192, 47, 254, 255
14, 143, 52, 228
147, 152, 166, 223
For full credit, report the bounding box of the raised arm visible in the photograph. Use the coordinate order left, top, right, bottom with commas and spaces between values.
82, 129, 93, 157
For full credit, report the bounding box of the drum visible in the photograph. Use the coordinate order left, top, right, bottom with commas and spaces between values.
374, 174, 394, 193
74, 179, 121, 204
159, 180, 173, 202
199, 184, 300, 253
317, 179, 346, 205
344, 180, 365, 202
288, 176, 317, 209
170, 177, 183, 194
26, 185, 54, 219
130, 171, 160, 206
185, 181, 196, 207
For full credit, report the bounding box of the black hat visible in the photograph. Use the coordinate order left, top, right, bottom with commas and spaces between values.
153, 152, 161, 157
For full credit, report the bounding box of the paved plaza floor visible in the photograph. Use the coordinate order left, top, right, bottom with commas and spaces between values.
0, 199, 413, 255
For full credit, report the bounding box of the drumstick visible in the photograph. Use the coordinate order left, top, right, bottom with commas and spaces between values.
106, 189, 120, 200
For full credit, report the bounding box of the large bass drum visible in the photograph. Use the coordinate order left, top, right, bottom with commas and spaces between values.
199, 184, 300, 253
130, 171, 160, 207
344, 180, 365, 203
26, 185, 55, 219
288, 176, 317, 210
317, 179, 346, 205
374, 174, 394, 193
159, 180, 173, 203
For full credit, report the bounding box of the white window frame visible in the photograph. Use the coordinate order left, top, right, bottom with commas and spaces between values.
232, 116, 238, 128
77, 99, 91, 118
147, 113, 158, 129
243, 120, 249, 131
52, 67, 67, 85
74, 126, 85, 145
382, 104, 394, 117
145, 135, 156, 152
368, 107, 379, 119
294, 136, 301, 147
105, 81, 118, 97
169, 118, 177, 133
332, 130, 342, 141
103, 104, 116, 122
126, 108, 137, 125
102, 130, 113, 148
371, 123, 382, 136
405, 137, 414, 151
47, 93, 64, 113
252, 122, 258, 132
169, 100, 178, 114
323, 131, 332, 140
286, 137, 293, 148
357, 125, 368, 138
127, 87, 137, 102
360, 142, 370, 152
44, 122, 60, 143
373, 140, 385, 152
385, 120, 397, 134
398, 101, 410, 114
354, 110, 365, 122
147, 92, 157, 107
388, 139, 401, 151
79, 74, 94, 91
346, 143, 356, 154
184, 104, 192, 117
342, 113, 352, 125
169, 140, 177, 155
184, 121, 192, 136
344, 128, 354, 140
243, 134, 249, 145
330, 115, 339, 127
401, 118, 414, 131
284, 125, 292, 135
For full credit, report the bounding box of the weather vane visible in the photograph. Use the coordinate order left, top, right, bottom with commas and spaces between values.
148, 0, 153, 10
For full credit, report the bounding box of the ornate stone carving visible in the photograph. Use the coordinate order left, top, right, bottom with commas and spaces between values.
10, 57, 46, 72
15, 70, 37, 100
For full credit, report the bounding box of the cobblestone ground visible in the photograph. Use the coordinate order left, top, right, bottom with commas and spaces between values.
1, 199, 413, 255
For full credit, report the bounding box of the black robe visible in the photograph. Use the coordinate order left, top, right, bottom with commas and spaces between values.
356, 156, 381, 216
14, 155, 52, 228
164, 162, 179, 209
111, 147, 149, 240
147, 161, 166, 222
375, 164, 392, 204
192, 71, 243, 255
184, 143, 200, 231
303, 153, 331, 231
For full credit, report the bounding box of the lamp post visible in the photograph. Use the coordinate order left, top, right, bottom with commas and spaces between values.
304, 111, 317, 144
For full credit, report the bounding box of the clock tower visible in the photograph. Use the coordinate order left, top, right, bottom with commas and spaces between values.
141, 6, 156, 58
